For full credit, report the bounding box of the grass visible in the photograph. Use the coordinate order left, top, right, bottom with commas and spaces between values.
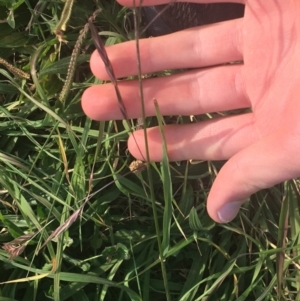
0, 0, 300, 300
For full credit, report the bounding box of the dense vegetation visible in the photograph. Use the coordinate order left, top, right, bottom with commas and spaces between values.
0, 1, 299, 300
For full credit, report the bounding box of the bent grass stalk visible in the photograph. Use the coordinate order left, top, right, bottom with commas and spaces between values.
133, 2, 172, 299
53, 0, 74, 39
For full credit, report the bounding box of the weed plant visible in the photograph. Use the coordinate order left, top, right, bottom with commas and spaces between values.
0, 1, 300, 300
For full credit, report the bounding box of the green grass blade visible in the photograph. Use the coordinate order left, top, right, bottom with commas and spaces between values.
154, 100, 172, 257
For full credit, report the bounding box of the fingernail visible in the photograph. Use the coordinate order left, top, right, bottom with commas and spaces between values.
218, 201, 244, 223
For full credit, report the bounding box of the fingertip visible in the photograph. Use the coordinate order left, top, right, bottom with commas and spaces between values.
116, 0, 129, 5
81, 87, 99, 120
205, 157, 249, 223
128, 131, 145, 160
81, 86, 113, 121
127, 128, 164, 161
116, 0, 143, 6
216, 200, 245, 223
117, 0, 170, 6
90, 50, 108, 80
207, 194, 245, 224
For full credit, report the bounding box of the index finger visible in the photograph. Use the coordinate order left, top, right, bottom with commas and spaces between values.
91, 18, 243, 80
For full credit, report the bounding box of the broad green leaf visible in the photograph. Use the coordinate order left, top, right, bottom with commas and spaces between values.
39, 54, 90, 76
189, 207, 203, 231
0, 32, 28, 47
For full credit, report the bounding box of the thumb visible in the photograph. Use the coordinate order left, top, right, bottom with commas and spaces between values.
207, 133, 298, 223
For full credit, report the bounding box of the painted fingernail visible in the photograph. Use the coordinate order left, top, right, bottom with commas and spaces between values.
218, 201, 244, 223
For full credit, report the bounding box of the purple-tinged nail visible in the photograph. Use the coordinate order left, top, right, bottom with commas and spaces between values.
218, 201, 244, 223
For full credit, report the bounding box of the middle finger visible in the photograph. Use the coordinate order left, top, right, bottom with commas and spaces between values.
82, 64, 249, 120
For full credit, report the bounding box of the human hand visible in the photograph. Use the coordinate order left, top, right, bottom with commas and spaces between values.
82, 0, 300, 223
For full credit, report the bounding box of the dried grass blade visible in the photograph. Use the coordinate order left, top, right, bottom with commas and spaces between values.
88, 16, 145, 161
39, 207, 83, 251
2, 242, 27, 260
276, 182, 289, 299
38, 161, 147, 252
88, 19, 128, 120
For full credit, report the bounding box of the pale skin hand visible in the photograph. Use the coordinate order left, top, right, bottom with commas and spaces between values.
82, 0, 300, 223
